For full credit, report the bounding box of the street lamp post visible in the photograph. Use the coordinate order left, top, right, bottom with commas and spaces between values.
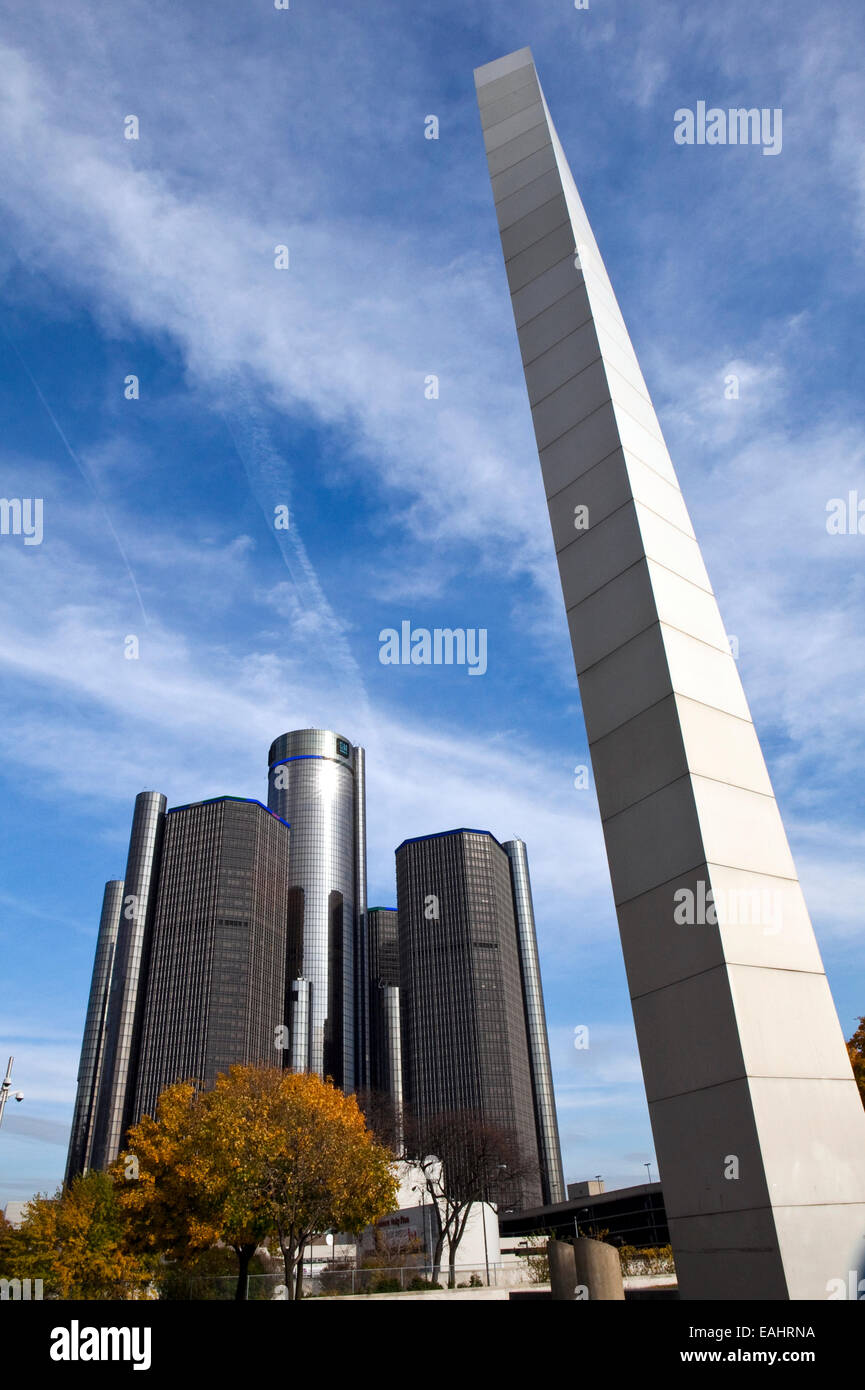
481, 1195, 490, 1288
412, 1183, 431, 1280
0, 1057, 23, 1132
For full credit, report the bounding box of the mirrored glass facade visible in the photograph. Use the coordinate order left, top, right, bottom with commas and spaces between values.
267, 729, 366, 1093
90, 791, 166, 1171
368, 906, 400, 1099
504, 838, 566, 1205
65, 879, 124, 1181
397, 829, 558, 1209
131, 797, 291, 1125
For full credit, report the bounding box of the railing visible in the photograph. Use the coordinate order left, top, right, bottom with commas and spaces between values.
163, 1266, 498, 1299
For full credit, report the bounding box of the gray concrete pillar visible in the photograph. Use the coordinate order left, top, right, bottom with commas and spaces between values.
547, 1239, 577, 1300
475, 44, 865, 1300
573, 1237, 625, 1301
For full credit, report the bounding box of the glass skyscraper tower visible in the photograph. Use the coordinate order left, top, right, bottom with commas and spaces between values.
396, 828, 564, 1209
367, 906, 403, 1115
89, 791, 166, 1173
64, 879, 124, 1182
267, 729, 367, 1093
131, 797, 291, 1125
67, 793, 291, 1178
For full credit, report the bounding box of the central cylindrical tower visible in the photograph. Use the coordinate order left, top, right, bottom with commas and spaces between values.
267, 729, 366, 1093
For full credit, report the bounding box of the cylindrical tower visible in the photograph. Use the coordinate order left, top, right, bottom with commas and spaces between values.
65, 879, 124, 1182
91, 791, 166, 1169
382, 984, 404, 1146
290, 977, 310, 1073
267, 730, 366, 1093
367, 906, 399, 1095
503, 838, 566, 1205
353, 746, 369, 1091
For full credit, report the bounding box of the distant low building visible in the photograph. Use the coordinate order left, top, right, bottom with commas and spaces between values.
2, 1201, 28, 1229
568, 1178, 605, 1199
501, 1181, 669, 1250
357, 1159, 500, 1279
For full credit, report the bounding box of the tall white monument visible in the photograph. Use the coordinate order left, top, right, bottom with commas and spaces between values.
475, 46, 865, 1300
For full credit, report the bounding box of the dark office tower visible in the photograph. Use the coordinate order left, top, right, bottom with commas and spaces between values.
90, 791, 166, 1171
368, 907, 399, 992
397, 830, 550, 1209
131, 797, 291, 1124
267, 730, 367, 1093
65, 880, 124, 1182
367, 907, 402, 1110
503, 839, 566, 1205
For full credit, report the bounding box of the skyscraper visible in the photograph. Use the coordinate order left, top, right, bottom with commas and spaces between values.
64, 880, 124, 1182
67, 794, 292, 1180
89, 791, 166, 1172
503, 839, 565, 1206
367, 906, 403, 1115
475, 46, 865, 1296
267, 729, 367, 1093
396, 829, 562, 1209
131, 797, 291, 1126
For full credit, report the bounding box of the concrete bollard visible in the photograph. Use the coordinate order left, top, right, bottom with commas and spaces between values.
547, 1239, 577, 1300
573, 1236, 625, 1300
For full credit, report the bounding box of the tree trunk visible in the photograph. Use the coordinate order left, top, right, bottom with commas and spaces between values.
233, 1243, 256, 1302
449, 1202, 473, 1287
294, 1243, 305, 1301
428, 1197, 445, 1285
431, 1230, 445, 1286
281, 1245, 297, 1300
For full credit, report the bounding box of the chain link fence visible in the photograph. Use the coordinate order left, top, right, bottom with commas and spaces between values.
166, 1265, 497, 1299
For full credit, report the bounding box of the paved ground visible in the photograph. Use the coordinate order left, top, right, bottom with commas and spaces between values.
333, 1283, 545, 1301
321, 1275, 677, 1302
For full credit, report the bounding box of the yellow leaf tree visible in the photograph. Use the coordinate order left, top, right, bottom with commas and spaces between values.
847, 1017, 865, 1109
4, 1171, 155, 1299
117, 1078, 272, 1301
118, 1066, 398, 1301
205, 1066, 399, 1300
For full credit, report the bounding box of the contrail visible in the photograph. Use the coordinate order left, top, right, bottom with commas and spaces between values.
0, 316, 149, 626
219, 381, 368, 707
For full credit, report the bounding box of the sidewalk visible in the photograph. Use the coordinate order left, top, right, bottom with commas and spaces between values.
317, 1274, 677, 1301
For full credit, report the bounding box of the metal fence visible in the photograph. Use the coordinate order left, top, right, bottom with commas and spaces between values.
166, 1265, 498, 1299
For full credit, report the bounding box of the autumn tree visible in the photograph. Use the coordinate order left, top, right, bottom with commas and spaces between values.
3, 1171, 155, 1299
847, 1017, 865, 1109
119, 1066, 398, 1302
117, 1078, 273, 1301
215, 1067, 398, 1300
406, 1109, 540, 1288
0, 1211, 18, 1273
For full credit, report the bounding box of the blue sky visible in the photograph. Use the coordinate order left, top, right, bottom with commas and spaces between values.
1, 0, 863, 1206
